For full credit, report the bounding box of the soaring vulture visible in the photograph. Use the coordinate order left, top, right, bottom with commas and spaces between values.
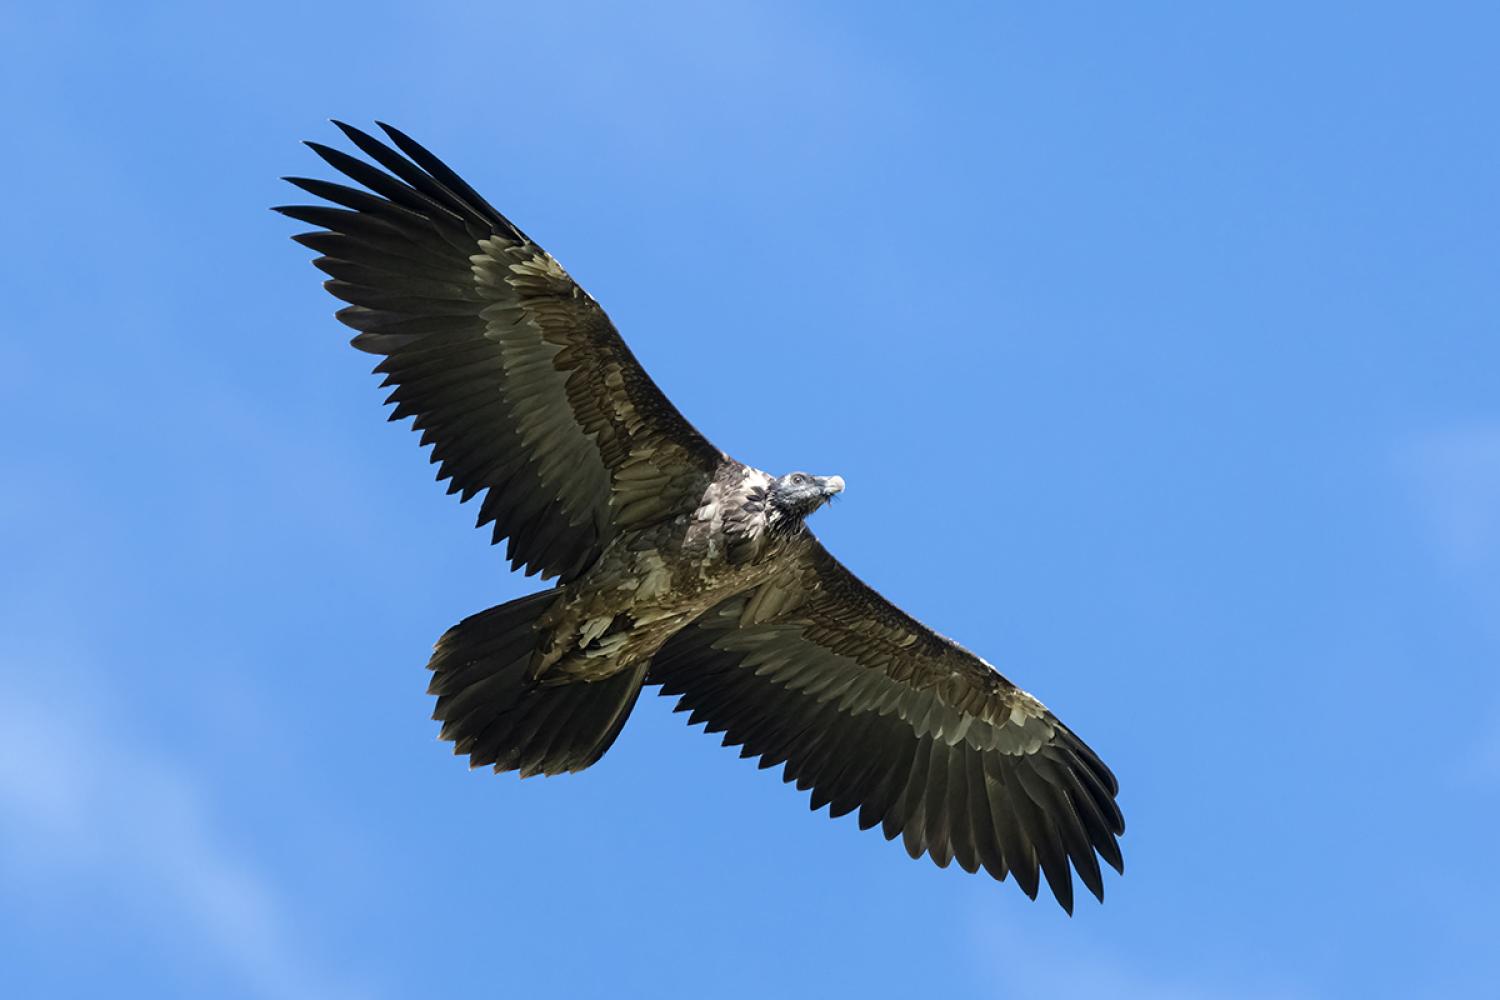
278, 123, 1124, 912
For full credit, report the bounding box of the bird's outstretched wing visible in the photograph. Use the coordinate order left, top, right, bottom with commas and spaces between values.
277, 122, 724, 581
649, 540, 1124, 912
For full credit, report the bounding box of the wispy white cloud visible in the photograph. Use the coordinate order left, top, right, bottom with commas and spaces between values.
966, 909, 1313, 1000
1397, 424, 1500, 785
0, 679, 368, 1000
1452, 701, 1500, 785
1398, 424, 1500, 572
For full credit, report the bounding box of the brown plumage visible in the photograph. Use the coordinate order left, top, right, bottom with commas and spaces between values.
279, 122, 1124, 912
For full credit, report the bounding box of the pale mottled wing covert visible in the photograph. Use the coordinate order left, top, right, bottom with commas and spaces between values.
650, 541, 1125, 912
276, 122, 723, 581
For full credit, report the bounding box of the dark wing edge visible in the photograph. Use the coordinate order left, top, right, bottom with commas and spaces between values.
275, 122, 724, 581
648, 540, 1124, 912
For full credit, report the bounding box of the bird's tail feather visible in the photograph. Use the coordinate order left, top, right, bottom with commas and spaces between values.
427, 591, 646, 776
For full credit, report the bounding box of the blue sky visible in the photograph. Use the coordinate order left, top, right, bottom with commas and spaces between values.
3, 2, 1497, 996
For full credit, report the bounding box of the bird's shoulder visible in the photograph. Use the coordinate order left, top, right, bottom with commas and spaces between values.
676, 463, 785, 564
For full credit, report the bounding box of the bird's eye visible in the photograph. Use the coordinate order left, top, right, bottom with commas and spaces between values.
792, 474, 807, 485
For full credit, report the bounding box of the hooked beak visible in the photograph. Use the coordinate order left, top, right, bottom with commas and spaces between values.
819, 475, 846, 497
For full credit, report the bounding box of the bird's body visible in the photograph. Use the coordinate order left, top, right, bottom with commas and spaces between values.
280, 122, 1125, 912
527, 464, 798, 685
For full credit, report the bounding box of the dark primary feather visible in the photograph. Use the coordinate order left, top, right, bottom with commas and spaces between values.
649, 540, 1124, 912
276, 122, 723, 581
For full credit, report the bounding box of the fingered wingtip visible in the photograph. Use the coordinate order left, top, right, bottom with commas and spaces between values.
331, 119, 375, 142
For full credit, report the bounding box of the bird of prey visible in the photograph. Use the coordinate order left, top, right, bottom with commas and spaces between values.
278, 122, 1124, 912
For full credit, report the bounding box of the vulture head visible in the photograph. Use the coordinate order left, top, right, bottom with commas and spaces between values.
769, 472, 845, 521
